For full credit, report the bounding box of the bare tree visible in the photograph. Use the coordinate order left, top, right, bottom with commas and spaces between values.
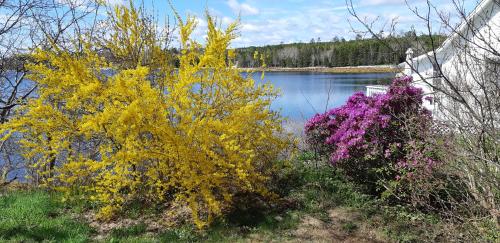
347, 0, 499, 225
0, 0, 101, 187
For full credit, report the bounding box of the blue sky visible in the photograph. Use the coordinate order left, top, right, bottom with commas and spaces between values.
109, 0, 478, 47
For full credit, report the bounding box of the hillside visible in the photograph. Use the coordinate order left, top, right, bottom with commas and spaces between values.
235, 35, 445, 68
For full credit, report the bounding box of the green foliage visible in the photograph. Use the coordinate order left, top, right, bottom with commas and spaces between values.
342, 221, 358, 233
157, 225, 198, 242
285, 156, 372, 209
235, 35, 445, 67
1, 153, 496, 242
278, 152, 498, 243
110, 223, 147, 238
0, 190, 93, 242
0, 3, 292, 228
379, 205, 441, 242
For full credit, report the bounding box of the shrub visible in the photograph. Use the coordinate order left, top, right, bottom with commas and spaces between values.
0, 3, 292, 228
305, 76, 441, 196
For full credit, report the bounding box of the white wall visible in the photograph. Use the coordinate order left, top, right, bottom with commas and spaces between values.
406, 0, 499, 118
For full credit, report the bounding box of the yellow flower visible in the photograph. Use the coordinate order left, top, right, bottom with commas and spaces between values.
0, 2, 293, 229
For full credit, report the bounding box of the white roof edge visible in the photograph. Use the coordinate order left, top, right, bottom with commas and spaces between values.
439, 0, 493, 50
399, 0, 494, 66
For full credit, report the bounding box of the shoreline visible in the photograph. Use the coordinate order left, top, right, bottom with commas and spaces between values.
238, 65, 400, 74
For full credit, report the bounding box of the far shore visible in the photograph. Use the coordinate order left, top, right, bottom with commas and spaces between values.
238, 65, 400, 74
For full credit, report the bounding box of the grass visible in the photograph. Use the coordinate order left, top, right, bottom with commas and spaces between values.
0, 190, 94, 242
110, 223, 147, 238
342, 221, 358, 233
1, 153, 496, 242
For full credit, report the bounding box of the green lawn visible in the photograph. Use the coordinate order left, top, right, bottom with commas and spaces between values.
0, 157, 495, 242
0, 190, 93, 242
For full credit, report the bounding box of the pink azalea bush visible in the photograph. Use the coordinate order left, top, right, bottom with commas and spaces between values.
305, 76, 440, 194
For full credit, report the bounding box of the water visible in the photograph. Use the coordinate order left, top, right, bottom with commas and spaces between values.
1, 71, 395, 180
2, 70, 394, 123
249, 72, 395, 123
1, 70, 394, 124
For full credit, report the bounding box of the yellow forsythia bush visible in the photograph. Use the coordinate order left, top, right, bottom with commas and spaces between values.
0, 3, 291, 228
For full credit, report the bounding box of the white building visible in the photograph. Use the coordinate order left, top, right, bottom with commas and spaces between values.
367, 0, 500, 118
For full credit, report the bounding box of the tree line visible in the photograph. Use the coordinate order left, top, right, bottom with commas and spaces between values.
234, 34, 445, 68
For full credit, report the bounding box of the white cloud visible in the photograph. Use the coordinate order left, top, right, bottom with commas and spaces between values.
227, 4, 348, 47
227, 0, 259, 16
363, 0, 426, 6
222, 16, 234, 25
188, 0, 475, 48
364, 0, 405, 5
192, 16, 208, 38
105, 0, 125, 6
240, 23, 259, 32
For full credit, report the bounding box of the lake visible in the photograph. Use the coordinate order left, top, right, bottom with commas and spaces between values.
3, 70, 395, 124
0, 71, 395, 179
249, 72, 396, 123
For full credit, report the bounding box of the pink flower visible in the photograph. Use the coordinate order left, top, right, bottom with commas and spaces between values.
304, 75, 440, 186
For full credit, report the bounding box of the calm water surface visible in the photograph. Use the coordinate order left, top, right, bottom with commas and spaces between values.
3, 70, 394, 122
1, 71, 395, 179
248, 72, 395, 122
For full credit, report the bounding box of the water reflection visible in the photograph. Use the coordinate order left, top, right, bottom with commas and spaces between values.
248, 72, 395, 122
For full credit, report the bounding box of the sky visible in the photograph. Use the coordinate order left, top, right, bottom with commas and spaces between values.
109, 0, 479, 48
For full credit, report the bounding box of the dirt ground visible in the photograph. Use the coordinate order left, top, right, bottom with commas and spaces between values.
290, 207, 386, 243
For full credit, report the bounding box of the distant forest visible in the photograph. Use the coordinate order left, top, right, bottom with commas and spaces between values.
235, 34, 445, 68
4, 34, 444, 70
